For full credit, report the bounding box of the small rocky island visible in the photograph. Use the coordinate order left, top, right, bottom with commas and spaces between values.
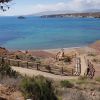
17, 16, 25, 19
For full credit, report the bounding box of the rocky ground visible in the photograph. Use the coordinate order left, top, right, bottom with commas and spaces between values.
61, 88, 100, 100
0, 84, 24, 100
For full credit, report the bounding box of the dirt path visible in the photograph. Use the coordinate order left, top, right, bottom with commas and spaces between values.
8, 54, 88, 81
12, 66, 77, 80
11, 55, 88, 80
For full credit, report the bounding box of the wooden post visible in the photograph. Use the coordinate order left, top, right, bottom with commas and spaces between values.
1, 57, 5, 64
61, 67, 63, 75
27, 62, 28, 68
8, 59, 10, 65
18, 61, 20, 67
36, 62, 41, 70
72, 69, 73, 76
37, 63, 39, 70
48, 66, 51, 73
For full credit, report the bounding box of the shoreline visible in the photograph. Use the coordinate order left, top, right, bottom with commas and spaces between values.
44, 46, 85, 51
43, 46, 86, 54
5, 45, 87, 52
7, 46, 96, 56
1, 44, 98, 56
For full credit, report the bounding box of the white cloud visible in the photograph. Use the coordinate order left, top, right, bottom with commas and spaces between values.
69, 0, 100, 11
30, 0, 100, 13
31, 2, 66, 12
1, 0, 100, 16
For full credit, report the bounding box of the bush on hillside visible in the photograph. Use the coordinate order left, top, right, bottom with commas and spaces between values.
88, 53, 96, 57
15, 55, 20, 59
76, 76, 89, 85
60, 80, 73, 88
92, 58, 100, 63
20, 75, 57, 100
30, 56, 36, 61
78, 76, 87, 80
63, 56, 72, 63
0, 64, 18, 78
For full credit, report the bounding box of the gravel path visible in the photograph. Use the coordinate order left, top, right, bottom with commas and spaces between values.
12, 66, 77, 80
11, 55, 88, 80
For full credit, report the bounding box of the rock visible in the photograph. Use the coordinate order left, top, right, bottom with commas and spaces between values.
0, 47, 8, 57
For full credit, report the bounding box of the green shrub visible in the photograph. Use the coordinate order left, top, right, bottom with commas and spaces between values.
20, 75, 57, 100
76, 76, 88, 84
0, 64, 18, 78
27, 55, 36, 61
57, 96, 62, 100
63, 57, 72, 63
16, 55, 20, 59
76, 80, 88, 85
88, 53, 96, 57
60, 80, 73, 88
30, 56, 36, 61
92, 58, 100, 63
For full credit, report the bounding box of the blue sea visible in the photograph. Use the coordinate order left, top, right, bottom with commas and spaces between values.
0, 16, 100, 50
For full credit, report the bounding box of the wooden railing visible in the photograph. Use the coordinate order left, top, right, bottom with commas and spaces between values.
0, 57, 75, 76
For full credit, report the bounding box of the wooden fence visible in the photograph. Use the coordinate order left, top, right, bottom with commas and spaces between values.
0, 57, 75, 76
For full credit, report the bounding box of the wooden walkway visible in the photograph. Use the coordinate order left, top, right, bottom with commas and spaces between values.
73, 54, 89, 76
80, 55, 88, 76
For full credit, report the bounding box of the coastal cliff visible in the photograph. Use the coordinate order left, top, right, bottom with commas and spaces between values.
41, 12, 100, 18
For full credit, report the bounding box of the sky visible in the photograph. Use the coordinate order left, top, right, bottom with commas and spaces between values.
0, 0, 100, 16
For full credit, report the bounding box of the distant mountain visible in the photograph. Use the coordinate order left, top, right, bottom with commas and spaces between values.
28, 10, 76, 16
41, 12, 100, 18
28, 9, 100, 16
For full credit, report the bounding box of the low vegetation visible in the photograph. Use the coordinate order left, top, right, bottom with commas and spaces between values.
0, 64, 18, 78
60, 80, 73, 88
0, 61, 58, 100
63, 56, 72, 63
0, 63, 100, 100
78, 76, 87, 80
75, 76, 89, 85
92, 58, 100, 63
88, 53, 96, 57
15, 55, 21, 59
0, 48, 99, 100
20, 75, 57, 100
